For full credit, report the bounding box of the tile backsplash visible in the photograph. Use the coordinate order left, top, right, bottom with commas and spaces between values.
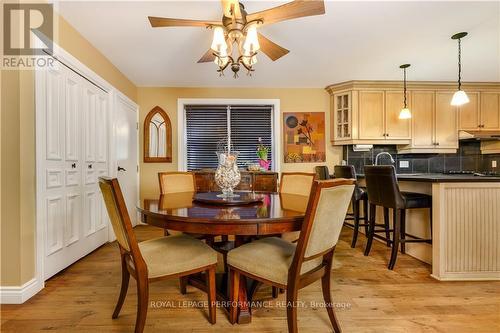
344, 141, 500, 175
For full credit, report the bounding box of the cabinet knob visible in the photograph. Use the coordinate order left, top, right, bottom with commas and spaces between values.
436, 142, 440, 146
88, 164, 93, 169
71, 163, 76, 169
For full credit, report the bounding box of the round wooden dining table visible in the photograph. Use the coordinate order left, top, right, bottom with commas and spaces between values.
138, 191, 309, 324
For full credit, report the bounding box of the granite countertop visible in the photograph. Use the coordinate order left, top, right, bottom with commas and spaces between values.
356, 173, 500, 183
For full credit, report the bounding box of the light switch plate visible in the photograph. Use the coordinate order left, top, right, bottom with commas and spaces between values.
399, 160, 410, 168
493, 160, 497, 168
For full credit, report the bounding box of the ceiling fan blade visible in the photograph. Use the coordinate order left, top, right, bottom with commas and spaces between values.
148, 16, 219, 28
247, 0, 325, 26
197, 49, 216, 63
221, 0, 242, 18
258, 33, 289, 61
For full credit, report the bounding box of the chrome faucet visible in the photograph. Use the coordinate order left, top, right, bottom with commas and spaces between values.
374, 152, 395, 165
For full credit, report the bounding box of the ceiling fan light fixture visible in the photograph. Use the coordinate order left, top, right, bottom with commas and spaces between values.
211, 26, 227, 52
243, 25, 260, 53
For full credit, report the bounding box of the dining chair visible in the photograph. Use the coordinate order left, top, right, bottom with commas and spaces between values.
314, 165, 331, 180
158, 171, 196, 194
279, 172, 316, 243
99, 177, 218, 333
228, 179, 355, 333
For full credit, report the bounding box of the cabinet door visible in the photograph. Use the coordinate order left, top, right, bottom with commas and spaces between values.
358, 91, 385, 139
459, 92, 480, 130
411, 91, 435, 148
385, 91, 411, 139
333, 93, 351, 140
254, 174, 278, 192
480, 93, 500, 130
435, 92, 458, 148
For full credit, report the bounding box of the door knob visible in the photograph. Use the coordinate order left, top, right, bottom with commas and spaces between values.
117, 166, 126, 172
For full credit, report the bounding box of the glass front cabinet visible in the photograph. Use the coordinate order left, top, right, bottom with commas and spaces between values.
333, 92, 351, 141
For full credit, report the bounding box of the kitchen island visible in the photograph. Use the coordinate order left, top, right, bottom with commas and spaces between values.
357, 173, 500, 281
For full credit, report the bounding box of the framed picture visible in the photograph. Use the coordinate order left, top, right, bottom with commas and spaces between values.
283, 112, 326, 163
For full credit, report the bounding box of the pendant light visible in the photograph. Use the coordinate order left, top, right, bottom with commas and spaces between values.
450, 32, 470, 106
399, 64, 411, 119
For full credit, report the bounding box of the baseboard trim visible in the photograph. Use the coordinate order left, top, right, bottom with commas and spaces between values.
0, 278, 44, 304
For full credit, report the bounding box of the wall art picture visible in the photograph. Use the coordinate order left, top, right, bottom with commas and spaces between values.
283, 112, 326, 163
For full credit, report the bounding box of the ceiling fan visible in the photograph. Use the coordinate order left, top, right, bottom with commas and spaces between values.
148, 0, 325, 77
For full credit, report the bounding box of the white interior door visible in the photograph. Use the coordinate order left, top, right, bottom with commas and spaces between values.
114, 94, 139, 226
37, 63, 109, 280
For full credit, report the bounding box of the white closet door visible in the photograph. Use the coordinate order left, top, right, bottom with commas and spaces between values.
40, 64, 109, 280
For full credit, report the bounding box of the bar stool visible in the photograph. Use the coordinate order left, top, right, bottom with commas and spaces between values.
314, 165, 331, 180
363, 166, 432, 270
334, 165, 369, 248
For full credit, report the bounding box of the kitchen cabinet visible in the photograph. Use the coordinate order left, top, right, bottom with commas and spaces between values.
398, 91, 458, 153
333, 93, 352, 141
480, 93, 500, 130
459, 92, 500, 131
385, 91, 411, 139
358, 91, 385, 139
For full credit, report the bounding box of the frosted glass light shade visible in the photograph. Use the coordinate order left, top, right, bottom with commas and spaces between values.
399, 108, 412, 119
451, 90, 470, 106
211, 27, 227, 52
243, 26, 260, 53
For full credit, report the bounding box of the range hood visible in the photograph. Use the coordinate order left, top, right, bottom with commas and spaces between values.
459, 130, 500, 141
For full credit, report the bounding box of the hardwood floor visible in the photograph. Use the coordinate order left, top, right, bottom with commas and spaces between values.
2, 225, 499, 332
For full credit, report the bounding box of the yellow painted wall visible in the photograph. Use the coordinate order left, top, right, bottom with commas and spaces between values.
0, 11, 138, 286
138, 87, 342, 199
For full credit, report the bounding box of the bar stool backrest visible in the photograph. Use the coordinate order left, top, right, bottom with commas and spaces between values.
363, 165, 405, 209
333, 165, 356, 179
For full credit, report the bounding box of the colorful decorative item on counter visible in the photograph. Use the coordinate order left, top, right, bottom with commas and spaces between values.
256, 137, 271, 170
283, 112, 326, 163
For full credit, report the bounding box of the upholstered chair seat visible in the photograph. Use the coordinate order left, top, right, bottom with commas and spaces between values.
227, 237, 322, 285
138, 235, 218, 279
228, 179, 355, 333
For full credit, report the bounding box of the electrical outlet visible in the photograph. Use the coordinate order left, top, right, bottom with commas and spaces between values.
399, 160, 410, 168
493, 160, 497, 168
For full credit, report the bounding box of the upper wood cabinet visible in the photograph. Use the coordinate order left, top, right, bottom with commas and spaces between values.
326, 81, 500, 153
358, 91, 385, 140
479, 93, 500, 130
327, 82, 411, 145
398, 91, 458, 153
459, 92, 500, 131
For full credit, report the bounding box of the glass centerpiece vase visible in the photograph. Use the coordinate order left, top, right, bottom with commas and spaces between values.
215, 138, 241, 198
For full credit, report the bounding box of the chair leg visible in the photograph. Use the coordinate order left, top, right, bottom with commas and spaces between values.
364, 203, 376, 256
383, 207, 391, 247
135, 276, 149, 333
388, 209, 401, 270
400, 209, 406, 254
206, 266, 216, 324
272, 286, 279, 299
229, 268, 240, 324
179, 276, 188, 295
322, 254, 342, 333
286, 285, 299, 333
351, 199, 360, 248
362, 197, 369, 235
112, 258, 130, 319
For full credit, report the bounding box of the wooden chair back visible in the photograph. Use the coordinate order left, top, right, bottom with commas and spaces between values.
99, 177, 146, 270
158, 172, 196, 194
279, 172, 316, 196
289, 179, 355, 282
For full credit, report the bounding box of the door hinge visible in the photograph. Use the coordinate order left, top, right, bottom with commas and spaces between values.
137, 165, 139, 172
136, 122, 139, 130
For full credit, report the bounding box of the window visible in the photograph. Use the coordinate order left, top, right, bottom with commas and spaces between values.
185, 104, 273, 170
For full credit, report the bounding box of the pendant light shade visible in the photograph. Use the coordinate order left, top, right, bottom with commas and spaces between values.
450, 32, 469, 106
399, 64, 411, 119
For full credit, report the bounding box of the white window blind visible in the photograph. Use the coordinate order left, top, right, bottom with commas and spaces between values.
185, 104, 273, 171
